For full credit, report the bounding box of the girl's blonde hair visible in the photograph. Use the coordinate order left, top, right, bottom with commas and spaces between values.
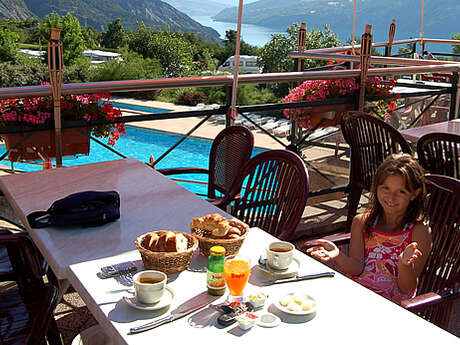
366, 153, 427, 234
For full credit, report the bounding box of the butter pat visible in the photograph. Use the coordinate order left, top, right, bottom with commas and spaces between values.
247, 292, 268, 310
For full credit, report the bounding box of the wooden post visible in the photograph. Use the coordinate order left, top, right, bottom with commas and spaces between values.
359, 24, 372, 112
48, 28, 64, 167
297, 23, 306, 72
387, 19, 396, 57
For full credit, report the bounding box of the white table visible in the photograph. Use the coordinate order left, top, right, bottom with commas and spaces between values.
68, 227, 458, 345
401, 119, 460, 143
0, 158, 229, 280
1, 158, 457, 344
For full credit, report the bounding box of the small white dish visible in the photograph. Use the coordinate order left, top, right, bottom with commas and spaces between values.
274, 293, 317, 316
123, 286, 174, 311
256, 313, 280, 328
258, 257, 300, 279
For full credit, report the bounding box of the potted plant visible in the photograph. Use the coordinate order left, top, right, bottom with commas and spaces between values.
0, 92, 125, 162
283, 76, 397, 130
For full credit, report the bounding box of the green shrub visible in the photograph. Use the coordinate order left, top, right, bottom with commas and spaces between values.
88, 50, 162, 82
0, 57, 48, 87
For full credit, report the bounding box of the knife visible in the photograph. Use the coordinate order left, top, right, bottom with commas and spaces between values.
129, 302, 209, 334
262, 271, 335, 285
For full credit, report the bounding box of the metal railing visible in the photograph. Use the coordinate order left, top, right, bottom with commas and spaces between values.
0, 57, 459, 197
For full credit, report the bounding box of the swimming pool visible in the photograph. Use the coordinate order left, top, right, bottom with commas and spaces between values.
0, 126, 264, 196
110, 101, 169, 114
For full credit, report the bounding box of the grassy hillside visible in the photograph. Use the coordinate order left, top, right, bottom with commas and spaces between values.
20, 0, 221, 42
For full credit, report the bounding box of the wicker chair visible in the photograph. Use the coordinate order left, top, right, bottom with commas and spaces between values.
341, 111, 412, 230
158, 126, 254, 204
400, 174, 460, 329
215, 150, 309, 241
0, 230, 62, 345
417, 132, 460, 179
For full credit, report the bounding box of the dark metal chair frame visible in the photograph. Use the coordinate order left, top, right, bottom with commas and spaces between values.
158, 125, 254, 202
341, 111, 412, 230
417, 132, 460, 180
215, 149, 309, 241
0, 229, 63, 345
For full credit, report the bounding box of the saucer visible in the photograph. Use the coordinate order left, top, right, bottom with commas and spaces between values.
123, 286, 174, 311
257, 257, 300, 279
274, 293, 317, 316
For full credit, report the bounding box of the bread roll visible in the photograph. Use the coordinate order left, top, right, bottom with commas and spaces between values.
175, 233, 188, 252
143, 231, 189, 252
162, 231, 178, 252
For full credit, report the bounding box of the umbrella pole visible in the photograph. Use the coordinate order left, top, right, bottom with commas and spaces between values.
229, 0, 244, 122
420, 0, 425, 56
352, 0, 357, 50
48, 28, 64, 168
359, 24, 373, 112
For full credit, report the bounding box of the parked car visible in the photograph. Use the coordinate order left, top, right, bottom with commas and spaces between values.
217, 55, 262, 74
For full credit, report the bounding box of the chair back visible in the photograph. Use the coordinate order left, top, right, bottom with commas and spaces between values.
340, 112, 412, 230
0, 230, 62, 344
228, 150, 309, 241
417, 174, 460, 327
417, 132, 460, 179
341, 111, 412, 190
208, 126, 254, 199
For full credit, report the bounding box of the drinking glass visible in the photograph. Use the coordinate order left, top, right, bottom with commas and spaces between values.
223, 254, 251, 305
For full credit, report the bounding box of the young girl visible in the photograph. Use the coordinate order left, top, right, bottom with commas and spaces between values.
307, 153, 432, 303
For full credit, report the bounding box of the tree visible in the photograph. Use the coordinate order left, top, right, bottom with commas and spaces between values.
452, 33, 460, 61
102, 18, 126, 49
216, 29, 259, 65
258, 23, 340, 73
128, 23, 195, 77
39, 12, 86, 66
82, 26, 101, 49
0, 28, 19, 62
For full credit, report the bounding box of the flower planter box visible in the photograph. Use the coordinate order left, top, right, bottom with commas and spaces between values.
3, 128, 90, 162
306, 103, 354, 129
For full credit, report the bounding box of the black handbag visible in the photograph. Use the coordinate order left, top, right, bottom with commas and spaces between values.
27, 191, 120, 228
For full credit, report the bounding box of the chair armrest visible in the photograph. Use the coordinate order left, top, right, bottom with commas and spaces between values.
401, 285, 460, 311
157, 167, 209, 176
302, 233, 351, 251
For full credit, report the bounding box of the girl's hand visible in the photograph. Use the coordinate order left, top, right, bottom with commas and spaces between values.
306, 239, 339, 262
399, 242, 422, 267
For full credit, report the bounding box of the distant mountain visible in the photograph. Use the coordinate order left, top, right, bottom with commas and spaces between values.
162, 0, 228, 17
0, 0, 33, 19
213, 0, 460, 44
0, 0, 221, 43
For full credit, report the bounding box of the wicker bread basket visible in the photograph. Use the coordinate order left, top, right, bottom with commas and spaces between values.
191, 226, 249, 257
135, 231, 198, 274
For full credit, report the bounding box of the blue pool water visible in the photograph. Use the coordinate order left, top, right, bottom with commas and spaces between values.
0, 126, 264, 196
110, 101, 169, 114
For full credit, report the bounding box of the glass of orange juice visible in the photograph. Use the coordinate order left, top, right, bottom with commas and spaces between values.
223, 254, 251, 305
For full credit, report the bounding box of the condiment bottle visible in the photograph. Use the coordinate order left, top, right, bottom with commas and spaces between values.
207, 245, 226, 296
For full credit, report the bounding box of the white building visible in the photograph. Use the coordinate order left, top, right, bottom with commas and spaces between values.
83, 50, 122, 64
19, 49, 121, 64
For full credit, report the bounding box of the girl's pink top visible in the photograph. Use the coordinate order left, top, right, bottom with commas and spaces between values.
351, 221, 417, 303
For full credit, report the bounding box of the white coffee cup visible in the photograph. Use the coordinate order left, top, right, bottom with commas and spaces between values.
266, 241, 294, 270
132, 270, 167, 304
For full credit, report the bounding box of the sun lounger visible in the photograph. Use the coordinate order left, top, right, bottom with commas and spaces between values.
273, 124, 291, 137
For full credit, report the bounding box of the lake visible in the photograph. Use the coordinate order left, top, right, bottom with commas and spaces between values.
191, 15, 285, 47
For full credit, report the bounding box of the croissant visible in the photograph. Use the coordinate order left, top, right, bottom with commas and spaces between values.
190, 214, 248, 239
